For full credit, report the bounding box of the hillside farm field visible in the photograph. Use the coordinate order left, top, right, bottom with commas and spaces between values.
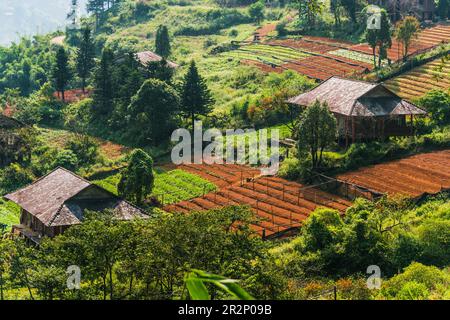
384, 57, 450, 101
233, 24, 449, 80
178, 163, 261, 188
230, 36, 372, 80
164, 166, 351, 238
337, 150, 450, 198
93, 168, 217, 205
349, 24, 450, 62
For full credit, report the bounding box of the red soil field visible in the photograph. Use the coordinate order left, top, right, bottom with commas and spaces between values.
54, 89, 92, 103
241, 59, 285, 73
348, 24, 450, 63
178, 163, 261, 188
164, 170, 351, 238
337, 150, 450, 198
283, 55, 370, 80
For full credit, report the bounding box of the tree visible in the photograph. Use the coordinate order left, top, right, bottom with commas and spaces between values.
295, 0, 324, 27
181, 61, 214, 131
118, 149, 154, 205
87, 0, 106, 29
52, 47, 72, 102
248, 0, 265, 24
0, 238, 13, 300
146, 59, 174, 83
155, 25, 171, 58
417, 89, 450, 126
76, 27, 95, 93
437, 0, 450, 20
127, 79, 180, 145
365, 9, 392, 68
297, 100, 336, 169
340, 0, 362, 23
395, 16, 420, 60
93, 48, 114, 119
20, 59, 32, 97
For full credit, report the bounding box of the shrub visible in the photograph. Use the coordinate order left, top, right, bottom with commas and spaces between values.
66, 135, 100, 167
53, 150, 79, 171
0, 163, 34, 194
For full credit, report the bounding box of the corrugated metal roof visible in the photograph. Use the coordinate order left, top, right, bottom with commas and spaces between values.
288, 76, 426, 117
4, 167, 147, 227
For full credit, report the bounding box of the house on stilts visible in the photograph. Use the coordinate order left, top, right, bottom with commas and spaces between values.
288, 76, 427, 146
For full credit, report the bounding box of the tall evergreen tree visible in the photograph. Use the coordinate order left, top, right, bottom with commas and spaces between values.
52, 47, 72, 102
93, 48, 114, 118
76, 27, 95, 93
181, 61, 214, 131
155, 25, 171, 58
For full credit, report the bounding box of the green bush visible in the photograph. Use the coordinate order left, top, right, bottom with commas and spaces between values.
0, 163, 34, 194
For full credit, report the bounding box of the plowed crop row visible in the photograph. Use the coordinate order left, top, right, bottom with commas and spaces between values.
337, 150, 450, 198
267, 39, 339, 54
179, 163, 261, 188
349, 24, 450, 63
283, 55, 368, 80
241, 59, 285, 73
164, 172, 350, 238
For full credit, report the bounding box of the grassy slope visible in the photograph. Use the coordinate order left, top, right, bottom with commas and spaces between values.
93, 167, 217, 205
0, 199, 21, 230
101, 3, 287, 112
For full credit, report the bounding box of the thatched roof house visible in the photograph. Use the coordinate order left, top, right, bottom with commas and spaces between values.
4, 167, 147, 244
288, 76, 426, 144
136, 51, 179, 68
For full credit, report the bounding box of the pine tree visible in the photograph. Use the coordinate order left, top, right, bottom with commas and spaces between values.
76, 27, 95, 93
180, 60, 214, 131
93, 48, 114, 118
52, 47, 72, 102
155, 25, 171, 58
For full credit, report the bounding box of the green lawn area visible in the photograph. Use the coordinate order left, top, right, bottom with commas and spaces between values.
93, 168, 217, 205
0, 199, 20, 231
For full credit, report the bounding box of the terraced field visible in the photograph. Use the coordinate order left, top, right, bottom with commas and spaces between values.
222, 44, 310, 66
328, 49, 388, 67
164, 169, 351, 238
337, 150, 450, 198
178, 163, 261, 188
232, 36, 372, 80
349, 24, 450, 63
384, 57, 450, 100
283, 55, 371, 80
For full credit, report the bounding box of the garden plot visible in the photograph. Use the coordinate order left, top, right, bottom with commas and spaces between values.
328, 49, 387, 67
222, 44, 310, 66
164, 173, 351, 238
337, 150, 450, 198
349, 24, 450, 63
